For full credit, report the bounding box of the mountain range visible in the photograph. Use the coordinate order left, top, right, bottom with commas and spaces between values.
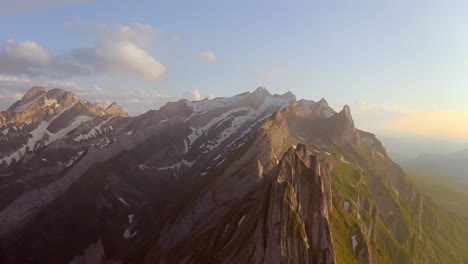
379, 136, 468, 163
1, 86, 467, 263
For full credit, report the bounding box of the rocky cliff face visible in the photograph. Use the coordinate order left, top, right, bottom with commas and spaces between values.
0, 86, 467, 264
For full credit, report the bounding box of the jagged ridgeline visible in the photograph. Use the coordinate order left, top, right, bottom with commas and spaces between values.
1, 87, 467, 263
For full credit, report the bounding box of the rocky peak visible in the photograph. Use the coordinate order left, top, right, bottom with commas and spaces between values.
7, 86, 47, 111
252, 86, 271, 97
318, 98, 330, 107
326, 105, 356, 143
280, 91, 296, 101
338, 105, 354, 128
106, 102, 128, 117
23, 86, 46, 101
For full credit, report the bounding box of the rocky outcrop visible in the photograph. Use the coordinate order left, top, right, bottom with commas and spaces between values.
258, 146, 335, 264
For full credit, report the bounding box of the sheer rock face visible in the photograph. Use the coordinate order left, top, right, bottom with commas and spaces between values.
259, 147, 335, 264
0, 87, 455, 264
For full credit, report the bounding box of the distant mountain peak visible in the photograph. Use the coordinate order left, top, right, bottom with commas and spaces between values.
280, 91, 296, 101
23, 86, 47, 100
253, 86, 271, 97
106, 102, 128, 117
7, 86, 47, 111
318, 98, 329, 107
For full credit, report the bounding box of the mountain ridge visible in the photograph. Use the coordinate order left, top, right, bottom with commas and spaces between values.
0, 86, 467, 263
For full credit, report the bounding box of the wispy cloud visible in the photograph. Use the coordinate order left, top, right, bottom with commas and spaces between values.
0, 0, 91, 16
198, 51, 218, 63
350, 101, 468, 141
384, 109, 468, 141
182, 90, 215, 101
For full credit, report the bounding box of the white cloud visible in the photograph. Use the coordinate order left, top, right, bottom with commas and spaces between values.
0, 40, 50, 74
181, 89, 216, 101
71, 23, 166, 81
3, 40, 50, 64
184, 90, 203, 101
14, 93, 23, 100
95, 22, 159, 49
0, 23, 165, 81
95, 41, 165, 81
198, 51, 218, 62
0, 40, 91, 77
0, 0, 91, 16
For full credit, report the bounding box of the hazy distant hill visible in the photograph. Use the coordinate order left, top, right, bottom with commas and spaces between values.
379, 136, 468, 162
402, 149, 468, 183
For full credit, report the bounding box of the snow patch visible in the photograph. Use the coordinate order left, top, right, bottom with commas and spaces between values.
340, 156, 350, 164
74, 116, 114, 141
323, 109, 334, 118
181, 159, 195, 168
43, 97, 59, 108
343, 201, 350, 212
351, 235, 358, 253
139, 164, 151, 170
186, 107, 253, 147
0, 102, 84, 165
238, 215, 247, 226
123, 229, 138, 239
118, 198, 131, 207
222, 223, 230, 237
187, 95, 293, 151
49, 115, 93, 143
186, 93, 249, 113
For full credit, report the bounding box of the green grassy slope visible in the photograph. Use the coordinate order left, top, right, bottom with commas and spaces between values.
409, 174, 468, 218
328, 150, 468, 264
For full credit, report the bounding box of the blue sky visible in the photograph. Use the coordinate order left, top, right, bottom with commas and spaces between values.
1, 0, 468, 141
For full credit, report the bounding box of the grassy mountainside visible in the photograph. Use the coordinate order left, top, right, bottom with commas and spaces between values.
409, 174, 468, 218
327, 148, 468, 264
